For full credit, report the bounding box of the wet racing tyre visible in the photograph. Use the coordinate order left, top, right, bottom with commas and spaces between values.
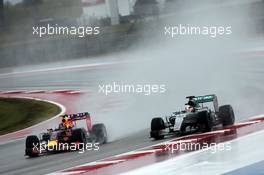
25, 135, 40, 157
151, 118, 166, 130
219, 105, 235, 126
150, 130, 164, 140
150, 118, 165, 140
91, 123, 107, 144
71, 128, 87, 149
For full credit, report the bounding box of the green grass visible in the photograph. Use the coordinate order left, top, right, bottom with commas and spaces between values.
0, 97, 61, 135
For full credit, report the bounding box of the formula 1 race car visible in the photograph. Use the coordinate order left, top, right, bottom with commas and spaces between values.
25, 112, 107, 157
150, 94, 235, 140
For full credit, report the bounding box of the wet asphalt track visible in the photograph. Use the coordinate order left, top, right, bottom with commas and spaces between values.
0, 48, 264, 175
0, 129, 176, 175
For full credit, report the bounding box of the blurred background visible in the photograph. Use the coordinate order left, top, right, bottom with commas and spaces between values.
0, 0, 263, 68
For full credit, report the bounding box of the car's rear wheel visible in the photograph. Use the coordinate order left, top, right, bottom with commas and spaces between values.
204, 114, 213, 132
219, 105, 235, 126
197, 112, 213, 132
150, 118, 165, 140
91, 123, 107, 144
25, 135, 40, 157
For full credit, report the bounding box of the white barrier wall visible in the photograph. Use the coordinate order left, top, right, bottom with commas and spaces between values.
106, 0, 120, 25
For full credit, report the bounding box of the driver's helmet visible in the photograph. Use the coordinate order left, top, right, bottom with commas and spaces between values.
60, 115, 74, 129
185, 100, 196, 112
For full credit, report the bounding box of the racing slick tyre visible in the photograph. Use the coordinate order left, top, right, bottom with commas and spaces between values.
92, 123, 107, 144
71, 129, 87, 149
219, 105, 235, 126
25, 135, 40, 157
150, 118, 165, 140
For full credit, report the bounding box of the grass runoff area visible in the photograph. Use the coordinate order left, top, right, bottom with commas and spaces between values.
0, 97, 61, 135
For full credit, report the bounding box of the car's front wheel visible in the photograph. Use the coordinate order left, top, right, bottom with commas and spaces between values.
150, 118, 165, 140
25, 135, 40, 157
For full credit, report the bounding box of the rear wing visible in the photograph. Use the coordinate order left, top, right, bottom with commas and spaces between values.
67, 112, 90, 121
187, 94, 219, 112
63, 112, 92, 131
194, 95, 216, 103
